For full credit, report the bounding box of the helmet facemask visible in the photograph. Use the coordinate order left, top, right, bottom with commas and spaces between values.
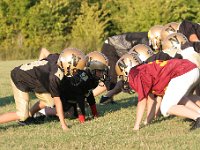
85, 51, 109, 82
116, 54, 140, 92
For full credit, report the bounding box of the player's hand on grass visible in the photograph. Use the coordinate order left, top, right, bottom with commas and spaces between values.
62, 124, 69, 131
133, 124, 140, 131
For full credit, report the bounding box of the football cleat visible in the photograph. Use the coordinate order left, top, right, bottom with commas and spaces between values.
99, 96, 117, 105
18, 117, 42, 126
190, 117, 200, 130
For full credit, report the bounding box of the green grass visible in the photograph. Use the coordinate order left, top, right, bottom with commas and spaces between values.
0, 60, 200, 150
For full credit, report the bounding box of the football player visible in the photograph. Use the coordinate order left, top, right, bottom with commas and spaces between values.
99, 44, 154, 104
127, 57, 200, 130
93, 32, 150, 103
0, 48, 86, 131
97, 25, 165, 105
35, 51, 109, 123
161, 20, 200, 51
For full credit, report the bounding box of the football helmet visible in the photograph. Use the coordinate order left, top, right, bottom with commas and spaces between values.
86, 51, 109, 81
148, 25, 163, 50
115, 53, 140, 82
58, 48, 86, 76
128, 44, 154, 62
161, 22, 180, 41
162, 33, 188, 51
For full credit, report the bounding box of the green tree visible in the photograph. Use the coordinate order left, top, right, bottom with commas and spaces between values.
103, 0, 200, 35
70, 1, 110, 54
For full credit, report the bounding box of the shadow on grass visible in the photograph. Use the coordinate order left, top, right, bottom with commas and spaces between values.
0, 96, 15, 106
96, 96, 138, 117
0, 95, 138, 129
150, 116, 175, 125
0, 93, 37, 107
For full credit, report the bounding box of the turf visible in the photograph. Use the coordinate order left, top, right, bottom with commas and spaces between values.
0, 60, 200, 150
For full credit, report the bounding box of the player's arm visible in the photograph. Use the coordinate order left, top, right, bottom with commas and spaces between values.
145, 93, 156, 125
54, 96, 68, 130
86, 93, 98, 118
39, 48, 51, 60
134, 98, 147, 130
76, 96, 87, 123
50, 74, 68, 131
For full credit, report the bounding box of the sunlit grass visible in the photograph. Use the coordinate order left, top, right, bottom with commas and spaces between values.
0, 60, 200, 150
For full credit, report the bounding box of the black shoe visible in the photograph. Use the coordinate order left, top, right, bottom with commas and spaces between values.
33, 112, 46, 122
34, 112, 45, 118
18, 117, 41, 126
99, 96, 115, 105
190, 117, 200, 130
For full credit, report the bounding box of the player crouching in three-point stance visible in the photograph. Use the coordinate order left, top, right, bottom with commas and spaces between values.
0, 48, 86, 131
116, 53, 200, 130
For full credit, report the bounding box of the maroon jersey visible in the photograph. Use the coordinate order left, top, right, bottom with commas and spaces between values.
128, 59, 197, 101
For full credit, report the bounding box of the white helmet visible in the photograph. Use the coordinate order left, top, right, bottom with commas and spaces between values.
128, 44, 154, 62
148, 25, 163, 50
115, 53, 141, 81
162, 33, 188, 51
161, 22, 180, 41
86, 51, 109, 81
58, 48, 86, 76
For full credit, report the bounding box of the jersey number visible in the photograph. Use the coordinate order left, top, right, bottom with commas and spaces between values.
20, 60, 48, 71
155, 60, 168, 67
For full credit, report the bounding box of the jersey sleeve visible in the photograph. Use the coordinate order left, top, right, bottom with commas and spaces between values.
145, 52, 173, 63
129, 68, 152, 101
49, 74, 61, 97
76, 96, 86, 115
179, 20, 196, 39
45, 53, 59, 63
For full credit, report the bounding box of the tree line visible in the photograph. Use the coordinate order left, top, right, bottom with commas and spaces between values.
0, 0, 199, 60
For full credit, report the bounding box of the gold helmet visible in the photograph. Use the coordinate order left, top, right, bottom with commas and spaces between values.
128, 44, 154, 62
58, 48, 86, 76
115, 53, 141, 81
148, 25, 163, 50
162, 33, 188, 51
161, 22, 180, 41
86, 51, 109, 80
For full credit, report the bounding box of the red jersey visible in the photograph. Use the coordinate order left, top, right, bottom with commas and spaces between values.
128, 59, 197, 101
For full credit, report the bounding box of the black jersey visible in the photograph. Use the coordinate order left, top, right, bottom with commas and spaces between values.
11, 54, 64, 97
101, 32, 149, 90
107, 32, 149, 57
178, 20, 200, 53
60, 69, 99, 115
178, 20, 200, 40
145, 51, 182, 63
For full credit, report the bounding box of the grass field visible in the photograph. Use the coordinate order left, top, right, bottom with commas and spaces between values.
1, 60, 200, 150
